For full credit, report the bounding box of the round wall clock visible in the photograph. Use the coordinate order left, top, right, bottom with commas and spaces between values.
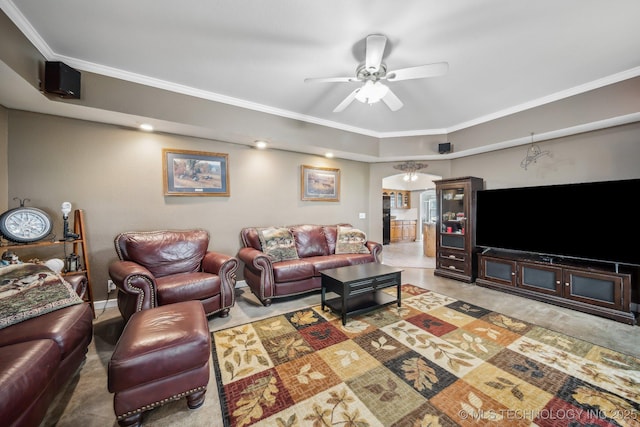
0, 206, 53, 243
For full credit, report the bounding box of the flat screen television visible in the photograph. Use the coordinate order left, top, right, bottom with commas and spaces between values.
475, 178, 640, 266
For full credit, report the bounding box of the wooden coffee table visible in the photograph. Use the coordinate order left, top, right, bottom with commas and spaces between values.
320, 263, 403, 325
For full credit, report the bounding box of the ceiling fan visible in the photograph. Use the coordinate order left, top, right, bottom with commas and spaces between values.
305, 34, 448, 112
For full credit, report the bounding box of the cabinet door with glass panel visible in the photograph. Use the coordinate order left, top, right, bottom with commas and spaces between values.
434, 176, 483, 282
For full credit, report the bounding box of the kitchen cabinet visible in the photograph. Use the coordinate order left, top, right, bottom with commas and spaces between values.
390, 220, 416, 242
383, 189, 410, 209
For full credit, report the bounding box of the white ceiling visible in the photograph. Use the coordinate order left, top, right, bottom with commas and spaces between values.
1, 0, 640, 160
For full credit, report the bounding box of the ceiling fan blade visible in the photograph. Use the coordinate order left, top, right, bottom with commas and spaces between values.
382, 88, 403, 111
304, 76, 359, 83
333, 89, 359, 112
386, 62, 449, 81
365, 34, 387, 73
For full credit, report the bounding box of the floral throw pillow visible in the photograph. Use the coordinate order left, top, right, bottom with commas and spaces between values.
258, 227, 299, 262
335, 226, 370, 254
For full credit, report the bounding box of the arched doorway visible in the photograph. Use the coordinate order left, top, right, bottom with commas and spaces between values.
381, 172, 440, 268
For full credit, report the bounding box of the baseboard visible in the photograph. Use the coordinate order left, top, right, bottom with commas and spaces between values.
93, 280, 249, 311
94, 297, 118, 311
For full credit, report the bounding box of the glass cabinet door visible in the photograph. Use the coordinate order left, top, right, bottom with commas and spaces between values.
440, 187, 466, 235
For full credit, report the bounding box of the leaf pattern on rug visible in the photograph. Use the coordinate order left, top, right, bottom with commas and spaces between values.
578, 363, 615, 385
232, 373, 279, 427
472, 325, 503, 340
289, 310, 318, 327
342, 319, 370, 334
512, 359, 544, 379
614, 375, 640, 402
486, 314, 528, 332
371, 336, 396, 351
572, 386, 638, 427
599, 351, 640, 371
459, 391, 503, 421
539, 333, 575, 350
335, 348, 360, 367
412, 414, 444, 427
302, 388, 370, 427
401, 357, 439, 391
406, 293, 455, 312
485, 376, 525, 401
511, 337, 640, 404
269, 335, 313, 360
517, 338, 583, 370
260, 320, 285, 332
388, 321, 475, 373
212, 286, 639, 427
446, 332, 489, 355
294, 363, 326, 385
217, 325, 271, 381
455, 303, 483, 315
364, 378, 400, 402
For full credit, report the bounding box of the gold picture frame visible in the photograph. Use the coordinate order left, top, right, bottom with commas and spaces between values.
163, 149, 230, 196
300, 165, 340, 202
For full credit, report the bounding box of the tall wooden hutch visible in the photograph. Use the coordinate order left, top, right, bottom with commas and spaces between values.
434, 176, 484, 282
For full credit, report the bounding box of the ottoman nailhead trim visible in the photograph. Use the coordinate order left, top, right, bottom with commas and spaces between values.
115, 385, 207, 420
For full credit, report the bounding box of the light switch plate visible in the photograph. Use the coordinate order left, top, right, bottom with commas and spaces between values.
359, 212, 366, 219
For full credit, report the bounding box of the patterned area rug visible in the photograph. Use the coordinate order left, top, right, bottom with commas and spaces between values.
211, 285, 639, 426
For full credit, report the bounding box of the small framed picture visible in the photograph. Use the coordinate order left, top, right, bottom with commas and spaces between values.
300, 165, 340, 202
163, 149, 230, 196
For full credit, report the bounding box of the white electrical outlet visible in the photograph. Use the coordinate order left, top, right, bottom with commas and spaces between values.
107, 279, 116, 293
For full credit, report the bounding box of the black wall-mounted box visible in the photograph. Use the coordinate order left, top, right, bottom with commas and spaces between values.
438, 142, 452, 154
44, 61, 81, 99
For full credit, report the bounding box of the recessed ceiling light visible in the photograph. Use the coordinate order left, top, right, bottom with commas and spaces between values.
325, 152, 334, 158
139, 123, 154, 131
255, 140, 267, 149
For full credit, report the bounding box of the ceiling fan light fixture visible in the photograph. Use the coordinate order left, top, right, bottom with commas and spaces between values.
355, 81, 389, 104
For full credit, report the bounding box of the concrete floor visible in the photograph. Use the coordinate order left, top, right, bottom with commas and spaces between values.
43, 247, 639, 426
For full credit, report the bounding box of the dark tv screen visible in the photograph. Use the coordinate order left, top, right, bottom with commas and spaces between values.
475, 179, 640, 266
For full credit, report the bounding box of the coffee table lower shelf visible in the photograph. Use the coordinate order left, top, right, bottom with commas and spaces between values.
323, 291, 399, 325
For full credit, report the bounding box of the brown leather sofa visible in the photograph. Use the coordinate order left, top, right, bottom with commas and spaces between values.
238, 224, 382, 306
108, 229, 238, 321
0, 274, 93, 427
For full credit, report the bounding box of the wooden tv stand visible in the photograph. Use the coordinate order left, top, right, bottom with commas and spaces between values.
476, 250, 637, 325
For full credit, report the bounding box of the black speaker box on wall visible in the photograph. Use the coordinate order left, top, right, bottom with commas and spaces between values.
44, 61, 81, 99
438, 142, 452, 154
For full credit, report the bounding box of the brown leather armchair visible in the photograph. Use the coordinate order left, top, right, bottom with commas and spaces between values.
108, 229, 238, 322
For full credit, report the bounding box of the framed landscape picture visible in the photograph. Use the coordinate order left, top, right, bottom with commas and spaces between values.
163, 149, 230, 196
300, 165, 340, 202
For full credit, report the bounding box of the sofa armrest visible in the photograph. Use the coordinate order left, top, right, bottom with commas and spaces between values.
237, 247, 273, 274
366, 240, 383, 263
108, 260, 157, 311
65, 274, 88, 299
202, 251, 237, 277
202, 251, 239, 309
237, 247, 275, 301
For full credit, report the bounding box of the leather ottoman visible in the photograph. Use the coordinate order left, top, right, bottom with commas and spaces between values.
108, 301, 211, 427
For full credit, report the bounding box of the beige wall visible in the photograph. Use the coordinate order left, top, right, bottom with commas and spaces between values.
367, 122, 640, 244
6, 110, 370, 301
4, 110, 640, 305
450, 121, 640, 189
